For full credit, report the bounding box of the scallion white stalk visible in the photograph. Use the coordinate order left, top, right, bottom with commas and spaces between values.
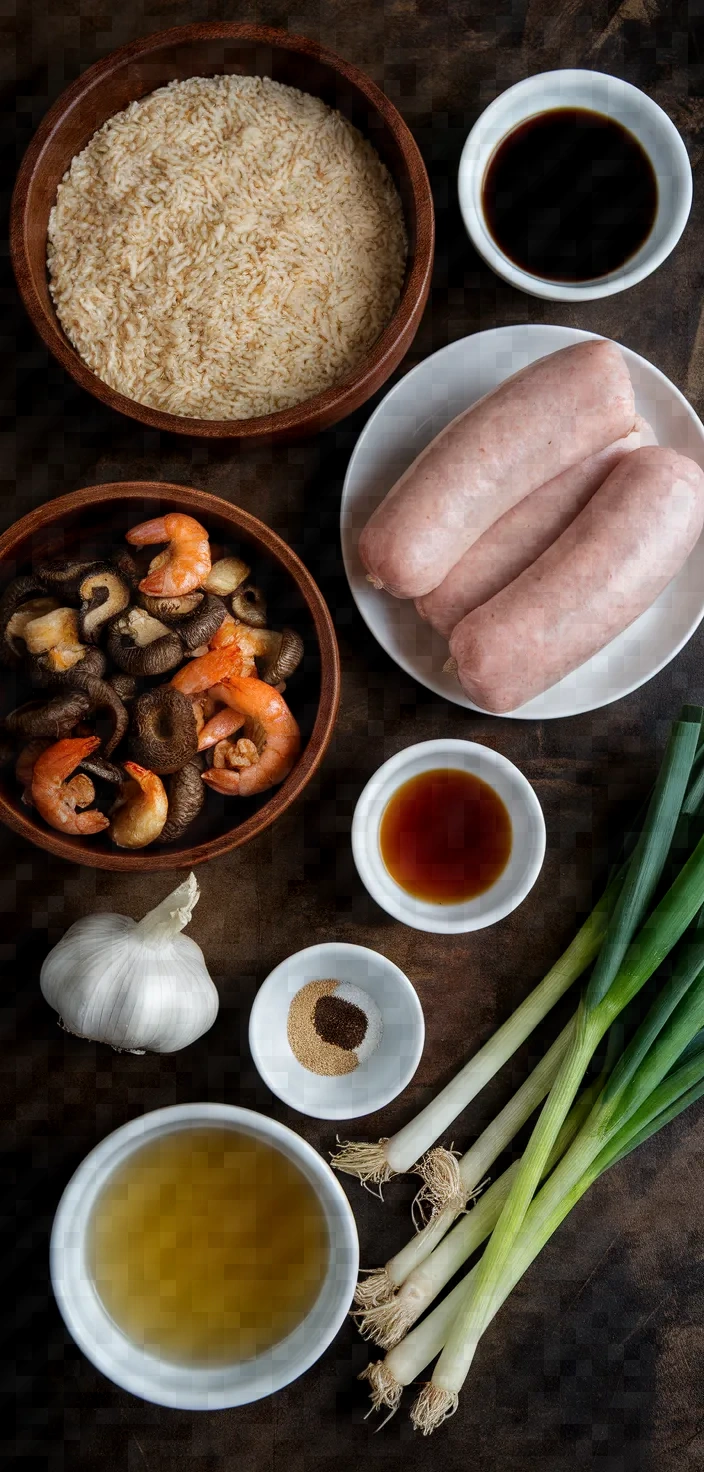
332, 884, 620, 1185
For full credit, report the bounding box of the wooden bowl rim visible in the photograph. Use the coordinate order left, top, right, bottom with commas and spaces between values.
10, 21, 435, 440
0, 481, 341, 870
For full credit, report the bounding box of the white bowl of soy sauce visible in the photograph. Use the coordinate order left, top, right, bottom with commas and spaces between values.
458, 69, 692, 301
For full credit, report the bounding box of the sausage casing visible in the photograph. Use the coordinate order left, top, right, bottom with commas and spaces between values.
449, 447, 704, 713
359, 339, 635, 599
416, 417, 656, 639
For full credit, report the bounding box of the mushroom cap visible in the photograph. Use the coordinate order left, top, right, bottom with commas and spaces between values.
107, 673, 137, 703
138, 591, 204, 622
0, 576, 51, 668
78, 564, 131, 644
77, 752, 124, 785
257, 628, 305, 686
28, 645, 107, 687
159, 758, 206, 842
4, 690, 92, 741
62, 673, 129, 760
230, 583, 268, 628
106, 607, 184, 676
203, 557, 251, 597
175, 594, 227, 651
34, 557, 103, 599
128, 686, 199, 774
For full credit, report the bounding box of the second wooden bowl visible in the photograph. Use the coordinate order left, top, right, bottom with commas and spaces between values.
0, 484, 340, 870
10, 22, 435, 440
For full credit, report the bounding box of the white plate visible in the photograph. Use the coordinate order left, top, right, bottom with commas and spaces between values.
340, 325, 704, 719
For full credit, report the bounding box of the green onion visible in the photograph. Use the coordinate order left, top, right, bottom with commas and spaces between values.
332, 877, 622, 1185
419, 709, 703, 1424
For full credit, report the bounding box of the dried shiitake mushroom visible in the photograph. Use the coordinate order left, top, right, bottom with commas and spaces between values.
160, 759, 206, 843
112, 548, 141, 590
106, 607, 184, 677
23, 607, 89, 674
256, 628, 304, 686
34, 557, 102, 599
29, 645, 107, 687
138, 591, 226, 650
107, 673, 137, 703
203, 557, 250, 597
230, 583, 267, 627
0, 576, 53, 668
78, 565, 131, 644
77, 752, 123, 786
128, 687, 199, 774
63, 673, 129, 759
4, 689, 92, 741
138, 591, 204, 622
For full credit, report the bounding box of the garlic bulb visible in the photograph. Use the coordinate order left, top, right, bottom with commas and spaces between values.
40, 873, 218, 1053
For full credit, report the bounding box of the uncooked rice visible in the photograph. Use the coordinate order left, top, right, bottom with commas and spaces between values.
46, 74, 408, 421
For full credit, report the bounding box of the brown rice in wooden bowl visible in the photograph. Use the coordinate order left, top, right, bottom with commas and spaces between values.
10, 23, 434, 440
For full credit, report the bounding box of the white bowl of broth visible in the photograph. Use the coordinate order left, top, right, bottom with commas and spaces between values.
458, 69, 692, 301
50, 1104, 358, 1409
351, 739, 546, 933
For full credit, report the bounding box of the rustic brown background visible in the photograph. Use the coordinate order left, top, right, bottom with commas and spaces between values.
3, 2, 704, 1470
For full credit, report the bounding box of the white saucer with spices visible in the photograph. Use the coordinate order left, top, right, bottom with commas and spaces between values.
249, 941, 424, 1120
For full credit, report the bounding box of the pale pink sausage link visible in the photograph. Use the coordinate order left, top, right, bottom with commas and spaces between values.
359, 340, 636, 599
448, 447, 704, 714
416, 416, 657, 639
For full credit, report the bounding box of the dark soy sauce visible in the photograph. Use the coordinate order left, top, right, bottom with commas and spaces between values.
482, 108, 658, 283
379, 768, 512, 905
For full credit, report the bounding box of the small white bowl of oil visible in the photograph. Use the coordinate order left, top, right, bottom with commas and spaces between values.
50, 1103, 358, 1409
351, 738, 546, 933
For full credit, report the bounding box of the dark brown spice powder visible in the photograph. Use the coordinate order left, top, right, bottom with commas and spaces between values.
313, 994, 368, 1051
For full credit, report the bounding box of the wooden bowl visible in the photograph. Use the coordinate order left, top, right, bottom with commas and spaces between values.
0, 483, 340, 870
10, 22, 434, 441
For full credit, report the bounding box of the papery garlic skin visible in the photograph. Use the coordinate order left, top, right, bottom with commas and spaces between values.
40, 873, 219, 1053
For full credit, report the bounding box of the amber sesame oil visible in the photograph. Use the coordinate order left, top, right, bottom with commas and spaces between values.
88, 1126, 329, 1366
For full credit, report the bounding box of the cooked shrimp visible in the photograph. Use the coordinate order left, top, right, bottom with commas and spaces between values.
211, 736, 260, 770
16, 739, 51, 804
110, 762, 168, 849
209, 615, 266, 664
198, 707, 246, 752
170, 645, 249, 697
31, 737, 110, 835
202, 676, 300, 796
191, 692, 219, 736
126, 514, 211, 597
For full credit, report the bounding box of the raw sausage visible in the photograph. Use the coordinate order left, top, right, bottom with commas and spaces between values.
448, 447, 704, 714
416, 416, 656, 638
358, 339, 635, 599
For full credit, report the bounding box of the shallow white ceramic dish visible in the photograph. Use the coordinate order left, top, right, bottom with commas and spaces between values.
340, 323, 704, 719
249, 942, 424, 1119
351, 739, 545, 933
458, 69, 692, 302
50, 1102, 358, 1410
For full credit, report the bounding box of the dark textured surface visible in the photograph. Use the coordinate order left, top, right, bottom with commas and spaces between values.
3, 3, 704, 1469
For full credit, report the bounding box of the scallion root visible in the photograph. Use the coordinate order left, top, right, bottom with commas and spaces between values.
353, 1268, 395, 1310
330, 1138, 394, 1186
365, 573, 385, 590
443, 656, 458, 676
359, 1359, 403, 1417
353, 1294, 416, 1349
412, 1146, 468, 1224
410, 1382, 459, 1434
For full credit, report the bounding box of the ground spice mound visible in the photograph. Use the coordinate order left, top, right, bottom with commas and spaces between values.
314, 994, 368, 1051
287, 980, 357, 1077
